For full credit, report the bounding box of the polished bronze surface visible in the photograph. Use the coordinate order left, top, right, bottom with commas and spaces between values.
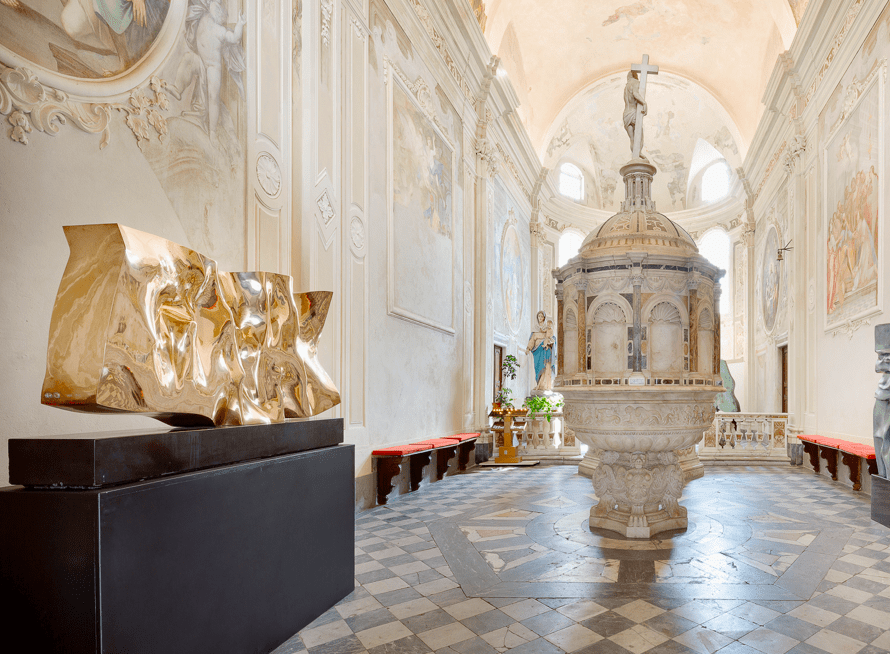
42, 224, 340, 426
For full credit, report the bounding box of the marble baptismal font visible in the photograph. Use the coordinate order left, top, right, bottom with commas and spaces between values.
554, 56, 723, 538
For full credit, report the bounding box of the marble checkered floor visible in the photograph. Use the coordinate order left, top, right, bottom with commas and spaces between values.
274, 466, 890, 654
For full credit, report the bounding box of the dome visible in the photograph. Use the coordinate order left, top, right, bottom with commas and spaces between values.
578, 160, 698, 257
580, 209, 698, 257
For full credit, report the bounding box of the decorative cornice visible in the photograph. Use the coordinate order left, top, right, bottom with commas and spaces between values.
827, 59, 886, 139
384, 57, 450, 139
754, 140, 787, 201
406, 0, 474, 103
792, 0, 866, 120
495, 142, 531, 202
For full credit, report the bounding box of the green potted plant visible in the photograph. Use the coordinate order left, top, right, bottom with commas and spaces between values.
523, 395, 564, 422
492, 355, 522, 414
493, 387, 513, 412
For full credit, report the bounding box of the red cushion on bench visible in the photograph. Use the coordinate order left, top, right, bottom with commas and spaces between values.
798, 435, 876, 459
441, 433, 479, 442
412, 439, 458, 448
372, 444, 431, 456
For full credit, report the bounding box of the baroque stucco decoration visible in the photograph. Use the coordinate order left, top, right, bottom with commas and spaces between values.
0, 0, 188, 146
42, 224, 340, 426
1, 66, 171, 148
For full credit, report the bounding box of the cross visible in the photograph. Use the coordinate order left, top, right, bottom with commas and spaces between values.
630, 54, 659, 159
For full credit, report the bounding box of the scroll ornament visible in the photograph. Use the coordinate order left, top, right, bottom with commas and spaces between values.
0, 65, 169, 149
42, 224, 340, 426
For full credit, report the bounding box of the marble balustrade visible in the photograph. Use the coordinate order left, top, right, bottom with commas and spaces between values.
699, 411, 794, 464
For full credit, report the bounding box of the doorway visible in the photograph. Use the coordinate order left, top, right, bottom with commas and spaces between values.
779, 345, 788, 413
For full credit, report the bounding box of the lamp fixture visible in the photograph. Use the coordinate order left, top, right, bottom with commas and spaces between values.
777, 239, 793, 261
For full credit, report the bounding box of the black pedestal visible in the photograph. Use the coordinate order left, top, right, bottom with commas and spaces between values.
1, 441, 355, 654
873, 474, 890, 529
9, 418, 343, 488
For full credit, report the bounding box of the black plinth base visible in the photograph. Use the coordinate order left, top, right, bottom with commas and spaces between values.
9, 418, 343, 488
873, 474, 890, 529
1, 444, 355, 654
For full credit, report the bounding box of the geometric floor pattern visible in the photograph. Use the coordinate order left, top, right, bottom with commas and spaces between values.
275, 466, 890, 654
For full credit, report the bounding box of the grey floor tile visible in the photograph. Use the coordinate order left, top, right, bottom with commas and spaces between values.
368, 635, 432, 653
807, 593, 859, 615
501, 636, 565, 654
402, 609, 456, 634
443, 635, 498, 653
376, 588, 425, 607
519, 609, 575, 636
825, 615, 885, 643
459, 609, 515, 636
580, 611, 637, 637
643, 612, 699, 638
306, 634, 367, 654
347, 608, 400, 633
764, 615, 822, 641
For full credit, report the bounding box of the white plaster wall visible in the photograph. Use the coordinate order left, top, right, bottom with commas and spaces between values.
0, 124, 192, 487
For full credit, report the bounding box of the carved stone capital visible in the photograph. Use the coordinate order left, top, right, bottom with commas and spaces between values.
475, 137, 498, 179
790, 133, 807, 159
529, 220, 545, 247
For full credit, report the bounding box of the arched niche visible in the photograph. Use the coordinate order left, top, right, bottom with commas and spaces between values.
592, 301, 629, 374
564, 305, 578, 375
697, 307, 715, 374
646, 300, 685, 374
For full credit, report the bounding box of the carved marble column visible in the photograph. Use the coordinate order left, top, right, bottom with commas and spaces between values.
576, 281, 588, 375
631, 271, 644, 373
713, 285, 722, 375
688, 277, 700, 374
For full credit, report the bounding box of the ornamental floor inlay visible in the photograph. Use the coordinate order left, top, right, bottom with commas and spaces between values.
277, 466, 890, 654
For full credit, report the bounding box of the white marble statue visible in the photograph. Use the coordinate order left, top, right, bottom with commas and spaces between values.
623, 54, 659, 160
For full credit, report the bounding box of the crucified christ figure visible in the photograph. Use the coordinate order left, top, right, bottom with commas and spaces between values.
623, 54, 658, 160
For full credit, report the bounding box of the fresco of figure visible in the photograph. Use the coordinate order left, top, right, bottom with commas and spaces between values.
168, 0, 245, 144
874, 324, 890, 479
526, 310, 556, 392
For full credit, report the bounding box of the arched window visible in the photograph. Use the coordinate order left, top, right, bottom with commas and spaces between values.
700, 160, 732, 203
698, 229, 731, 314
559, 163, 584, 201
558, 230, 584, 267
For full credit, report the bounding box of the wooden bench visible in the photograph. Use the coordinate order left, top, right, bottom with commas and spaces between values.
798, 434, 878, 491
372, 433, 478, 505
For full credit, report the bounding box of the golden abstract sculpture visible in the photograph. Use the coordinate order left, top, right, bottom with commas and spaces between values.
42, 224, 340, 426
